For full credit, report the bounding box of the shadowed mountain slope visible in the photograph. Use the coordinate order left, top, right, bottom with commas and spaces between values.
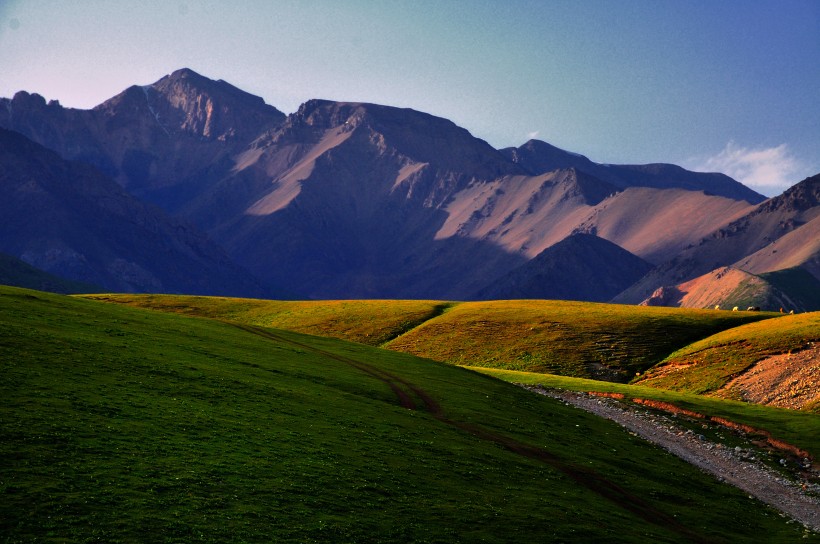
474, 233, 653, 302
0, 252, 99, 294
0, 128, 267, 296
2, 69, 795, 300
200, 100, 529, 299
733, 203, 820, 280
0, 68, 286, 209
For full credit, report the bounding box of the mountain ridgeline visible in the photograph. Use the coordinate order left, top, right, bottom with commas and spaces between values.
1, 68, 817, 306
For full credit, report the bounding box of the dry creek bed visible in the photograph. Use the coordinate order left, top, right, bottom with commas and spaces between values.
523, 385, 820, 534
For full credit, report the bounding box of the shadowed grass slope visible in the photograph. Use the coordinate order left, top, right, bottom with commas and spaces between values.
84, 295, 775, 382
82, 294, 450, 346
758, 268, 820, 312
2, 286, 814, 542
472, 367, 820, 458
633, 312, 820, 395
385, 300, 777, 380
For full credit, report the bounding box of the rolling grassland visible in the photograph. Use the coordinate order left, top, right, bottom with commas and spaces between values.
83, 294, 449, 347
84, 295, 774, 381
3, 286, 815, 542
383, 300, 776, 379
633, 311, 820, 398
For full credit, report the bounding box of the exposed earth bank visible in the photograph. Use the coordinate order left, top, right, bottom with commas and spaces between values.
717, 344, 820, 410
525, 386, 820, 533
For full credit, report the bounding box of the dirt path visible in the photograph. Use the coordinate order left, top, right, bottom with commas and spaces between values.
232, 323, 421, 410
525, 385, 820, 533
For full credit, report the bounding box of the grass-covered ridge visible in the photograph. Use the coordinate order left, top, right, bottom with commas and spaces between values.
633, 311, 820, 395
86, 295, 776, 381
3, 285, 815, 542
385, 300, 777, 379
82, 294, 449, 346
759, 267, 820, 312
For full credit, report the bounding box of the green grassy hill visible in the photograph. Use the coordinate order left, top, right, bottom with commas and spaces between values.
2, 285, 814, 542
85, 295, 775, 382
384, 300, 776, 380
759, 267, 820, 312
633, 311, 820, 395
83, 294, 448, 346
713, 267, 820, 313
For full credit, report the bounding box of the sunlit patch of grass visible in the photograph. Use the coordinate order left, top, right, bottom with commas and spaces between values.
82, 294, 451, 346
385, 300, 776, 380
90, 295, 775, 381
634, 312, 820, 394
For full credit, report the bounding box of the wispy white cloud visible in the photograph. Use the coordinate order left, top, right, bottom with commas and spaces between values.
526, 130, 540, 140
691, 141, 805, 196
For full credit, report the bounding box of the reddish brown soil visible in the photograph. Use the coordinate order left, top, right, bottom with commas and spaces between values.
718, 344, 820, 410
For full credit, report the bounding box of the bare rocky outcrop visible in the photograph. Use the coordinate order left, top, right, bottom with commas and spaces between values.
718, 344, 820, 410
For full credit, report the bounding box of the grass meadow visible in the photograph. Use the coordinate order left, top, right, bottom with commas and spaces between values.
86, 295, 776, 381
3, 286, 816, 542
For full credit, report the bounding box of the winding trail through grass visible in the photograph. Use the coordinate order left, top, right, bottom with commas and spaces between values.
529, 386, 820, 533
232, 323, 417, 410
234, 323, 709, 542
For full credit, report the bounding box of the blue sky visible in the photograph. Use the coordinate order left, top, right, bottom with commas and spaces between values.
1, 0, 817, 196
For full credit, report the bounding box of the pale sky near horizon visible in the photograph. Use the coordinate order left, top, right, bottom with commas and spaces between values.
1, 0, 817, 196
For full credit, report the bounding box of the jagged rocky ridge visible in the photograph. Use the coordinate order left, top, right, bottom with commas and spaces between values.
1, 68, 816, 305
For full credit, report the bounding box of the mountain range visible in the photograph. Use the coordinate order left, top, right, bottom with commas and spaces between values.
1, 68, 817, 308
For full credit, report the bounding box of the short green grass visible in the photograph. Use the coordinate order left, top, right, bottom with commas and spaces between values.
385, 300, 777, 380
3, 286, 815, 542
473, 367, 820, 459
88, 295, 777, 381
634, 311, 820, 395
760, 267, 820, 311
82, 294, 450, 346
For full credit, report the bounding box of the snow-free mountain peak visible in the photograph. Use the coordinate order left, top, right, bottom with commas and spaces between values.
503, 139, 765, 204
96, 67, 286, 141
2, 68, 813, 303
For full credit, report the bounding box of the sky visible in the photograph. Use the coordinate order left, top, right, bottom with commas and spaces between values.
1, 0, 817, 196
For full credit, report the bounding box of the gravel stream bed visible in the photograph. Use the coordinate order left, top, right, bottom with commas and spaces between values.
524, 385, 820, 533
